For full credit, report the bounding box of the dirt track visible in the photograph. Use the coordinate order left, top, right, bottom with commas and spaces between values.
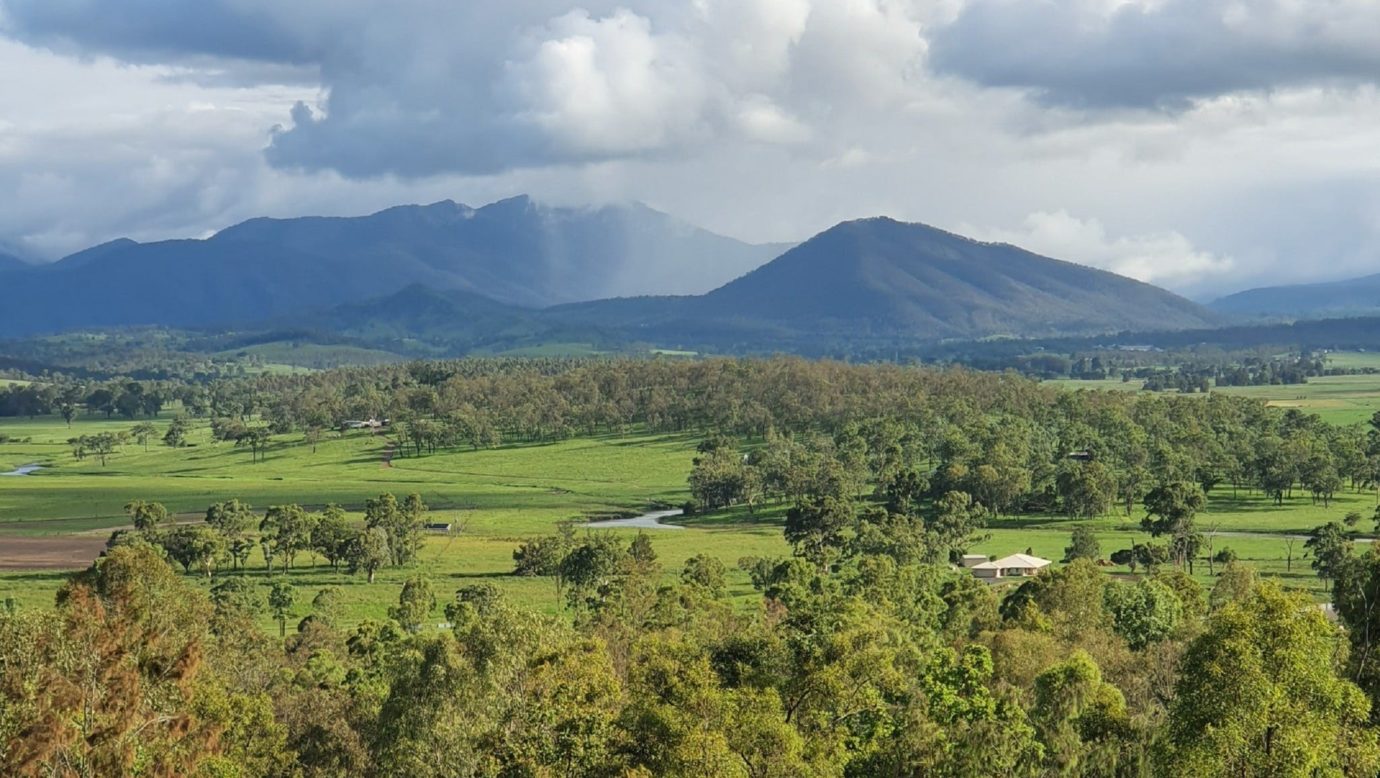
0, 536, 107, 570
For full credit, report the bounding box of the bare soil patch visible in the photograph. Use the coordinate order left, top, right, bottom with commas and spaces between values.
0, 536, 106, 570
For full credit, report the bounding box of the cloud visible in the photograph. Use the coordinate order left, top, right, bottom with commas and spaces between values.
3, 0, 1380, 298
1, 0, 930, 177
0, 0, 315, 66
929, 0, 1380, 109
969, 210, 1234, 291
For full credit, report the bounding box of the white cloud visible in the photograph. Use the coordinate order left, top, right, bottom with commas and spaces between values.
510, 9, 709, 157
1, 0, 1380, 298
968, 211, 1234, 291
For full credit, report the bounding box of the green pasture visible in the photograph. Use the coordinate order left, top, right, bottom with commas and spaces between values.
0, 410, 1371, 630
1040, 377, 1142, 392
214, 341, 405, 370
1214, 374, 1380, 426
1324, 351, 1380, 370
1049, 355, 1380, 426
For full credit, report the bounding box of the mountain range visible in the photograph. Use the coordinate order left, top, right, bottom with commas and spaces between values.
0, 196, 783, 335
1211, 274, 1380, 319
259, 216, 1225, 355
0, 197, 1227, 352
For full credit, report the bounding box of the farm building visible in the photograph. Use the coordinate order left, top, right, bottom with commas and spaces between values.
970, 553, 1051, 580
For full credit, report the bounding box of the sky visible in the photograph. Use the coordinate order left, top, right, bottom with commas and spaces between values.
2, 1, 1380, 299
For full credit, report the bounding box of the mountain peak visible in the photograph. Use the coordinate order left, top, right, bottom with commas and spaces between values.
696, 215, 1220, 339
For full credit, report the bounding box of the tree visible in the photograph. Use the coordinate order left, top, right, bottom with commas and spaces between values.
628, 532, 657, 569
1104, 578, 1183, 650
1301, 453, 1342, 507
161, 525, 226, 578
365, 492, 425, 567
558, 534, 630, 612
1142, 481, 1206, 570
311, 504, 354, 569
267, 580, 295, 638
1209, 561, 1257, 611
163, 416, 190, 448
260, 504, 316, 572
1063, 526, 1101, 563
235, 427, 273, 463
303, 426, 323, 454
389, 575, 436, 633
210, 576, 262, 621
512, 534, 568, 577
1159, 582, 1380, 775
1056, 460, 1116, 518
125, 499, 169, 535
1331, 549, 1380, 710
204, 499, 254, 568
688, 446, 750, 511
1305, 521, 1354, 591
1031, 650, 1132, 774
130, 421, 158, 452
1132, 542, 1169, 574
927, 490, 989, 564
0, 543, 255, 775
681, 554, 727, 597
784, 496, 854, 568
309, 587, 344, 629
347, 527, 390, 583
87, 431, 120, 467
1110, 548, 1136, 572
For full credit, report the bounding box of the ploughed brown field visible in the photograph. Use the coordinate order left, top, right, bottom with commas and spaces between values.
0, 536, 108, 570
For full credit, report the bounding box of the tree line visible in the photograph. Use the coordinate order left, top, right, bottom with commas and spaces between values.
5, 514, 1380, 775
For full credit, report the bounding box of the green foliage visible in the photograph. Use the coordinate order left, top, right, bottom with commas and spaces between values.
268, 579, 295, 638
1105, 578, 1184, 650
365, 492, 426, 567
1159, 582, 1380, 775
346, 527, 391, 583
1063, 525, 1101, 563
1305, 521, 1354, 588
389, 575, 436, 633
680, 554, 727, 598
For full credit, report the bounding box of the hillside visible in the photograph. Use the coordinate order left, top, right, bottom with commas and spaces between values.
1211, 274, 1380, 319
0, 197, 781, 336
665, 217, 1223, 342
283, 285, 548, 354
285, 217, 1224, 356
0, 253, 29, 272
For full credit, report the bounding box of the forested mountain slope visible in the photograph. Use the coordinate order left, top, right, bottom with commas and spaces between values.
1212, 273, 1380, 319
0, 197, 781, 335
684, 217, 1223, 340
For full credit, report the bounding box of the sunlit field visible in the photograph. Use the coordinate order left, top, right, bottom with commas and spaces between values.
2, 392, 1374, 633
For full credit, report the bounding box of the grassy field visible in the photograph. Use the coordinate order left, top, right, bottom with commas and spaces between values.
1047, 352, 1380, 426
214, 342, 405, 370
1, 398, 1374, 630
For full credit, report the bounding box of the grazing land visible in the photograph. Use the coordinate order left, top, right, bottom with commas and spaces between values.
6, 355, 1380, 774
2, 396, 1372, 626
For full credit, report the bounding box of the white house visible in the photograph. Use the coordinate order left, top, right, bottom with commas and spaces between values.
970, 553, 1052, 580
959, 554, 990, 569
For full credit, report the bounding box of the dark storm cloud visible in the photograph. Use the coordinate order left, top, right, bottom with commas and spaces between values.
1, 0, 312, 64
929, 0, 1380, 109
0, 0, 844, 177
